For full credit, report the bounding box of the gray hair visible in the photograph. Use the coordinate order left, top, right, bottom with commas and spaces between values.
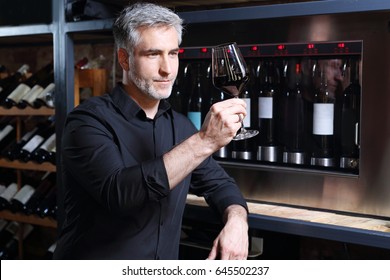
112, 2, 184, 51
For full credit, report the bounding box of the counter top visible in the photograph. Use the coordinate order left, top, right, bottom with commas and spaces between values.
185, 194, 390, 250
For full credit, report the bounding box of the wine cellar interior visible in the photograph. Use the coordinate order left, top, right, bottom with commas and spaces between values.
0, 0, 390, 260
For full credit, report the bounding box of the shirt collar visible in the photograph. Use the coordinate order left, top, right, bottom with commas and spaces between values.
110, 82, 172, 121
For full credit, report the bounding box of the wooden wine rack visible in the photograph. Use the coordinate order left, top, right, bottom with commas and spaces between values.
0, 107, 57, 258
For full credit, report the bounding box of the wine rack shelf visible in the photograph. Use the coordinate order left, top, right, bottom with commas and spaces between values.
0, 107, 54, 116
0, 210, 57, 228
0, 158, 56, 172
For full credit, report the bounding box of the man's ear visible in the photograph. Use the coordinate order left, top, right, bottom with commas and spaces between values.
118, 48, 130, 71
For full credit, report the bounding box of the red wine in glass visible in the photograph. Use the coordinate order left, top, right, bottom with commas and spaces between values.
212, 42, 258, 140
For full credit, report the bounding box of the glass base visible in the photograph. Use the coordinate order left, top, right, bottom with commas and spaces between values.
233, 129, 259, 141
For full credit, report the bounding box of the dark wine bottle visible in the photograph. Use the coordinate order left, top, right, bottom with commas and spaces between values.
31, 133, 56, 164
339, 58, 361, 169
17, 72, 54, 109
310, 60, 336, 167
256, 60, 281, 162
33, 82, 55, 108
0, 219, 10, 247
231, 89, 255, 160
44, 242, 57, 259
1, 126, 39, 161
75, 57, 89, 69
187, 63, 204, 130
211, 91, 231, 159
0, 222, 33, 260
0, 220, 14, 249
0, 119, 16, 152
2, 62, 53, 109
0, 64, 29, 102
169, 74, 184, 114
282, 60, 309, 165
9, 184, 35, 213
24, 172, 55, 215
0, 183, 18, 210
35, 185, 57, 218
17, 123, 55, 163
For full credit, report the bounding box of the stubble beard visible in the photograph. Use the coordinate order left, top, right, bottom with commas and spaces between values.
128, 68, 173, 100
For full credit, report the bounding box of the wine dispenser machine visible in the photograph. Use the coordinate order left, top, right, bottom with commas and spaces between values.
176, 10, 390, 219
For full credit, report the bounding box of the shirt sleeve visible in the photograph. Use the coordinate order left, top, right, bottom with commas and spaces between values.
189, 157, 248, 216
61, 109, 170, 216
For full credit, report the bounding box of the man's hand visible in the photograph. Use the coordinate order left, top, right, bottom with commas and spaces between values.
199, 98, 247, 152
207, 204, 249, 260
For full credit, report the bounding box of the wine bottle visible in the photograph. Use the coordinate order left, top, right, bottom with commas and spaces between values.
17, 123, 55, 162
1, 126, 39, 161
17, 72, 54, 109
1, 62, 53, 108
33, 82, 55, 108
44, 242, 57, 259
256, 60, 281, 162
187, 63, 204, 130
0, 64, 29, 101
35, 185, 57, 218
339, 58, 361, 169
232, 89, 255, 160
9, 184, 35, 213
211, 91, 231, 159
0, 220, 13, 248
0, 222, 33, 260
0, 185, 5, 197
0, 183, 18, 210
310, 60, 336, 167
31, 133, 56, 164
0, 120, 16, 152
24, 172, 55, 215
75, 57, 89, 69
169, 74, 184, 114
282, 60, 309, 165
0, 219, 10, 247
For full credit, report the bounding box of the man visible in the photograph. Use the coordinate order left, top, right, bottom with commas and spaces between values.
54, 2, 248, 260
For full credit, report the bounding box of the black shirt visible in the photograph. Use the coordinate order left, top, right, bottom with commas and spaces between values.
54, 83, 247, 259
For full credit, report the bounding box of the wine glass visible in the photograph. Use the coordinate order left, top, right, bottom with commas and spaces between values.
212, 42, 259, 140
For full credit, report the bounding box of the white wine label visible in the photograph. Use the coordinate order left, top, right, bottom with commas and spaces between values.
7, 83, 31, 102
36, 83, 55, 100
0, 183, 18, 201
21, 127, 39, 141
49, 146, 56, 153
241, 97, 251, 128
22, 135, 45, 153
13, 184, 35, 204
23, 84, 44, 105
188, 112, 201, 130
0, 125, 14, 141
258, 97, 273, 119
39, 133, 56, 151
313, 103, 334, 135
0, 185, 6, 194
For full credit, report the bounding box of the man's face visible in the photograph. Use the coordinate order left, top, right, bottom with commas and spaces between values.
127, 26, 180, 100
